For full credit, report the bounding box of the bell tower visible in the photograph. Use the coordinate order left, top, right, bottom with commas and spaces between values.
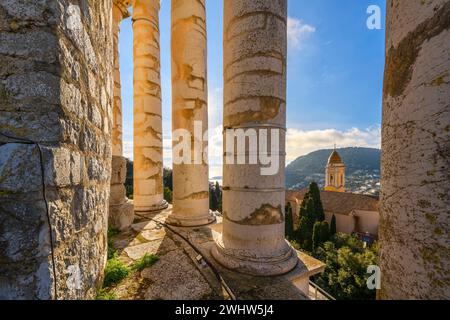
325, 147, 346, 193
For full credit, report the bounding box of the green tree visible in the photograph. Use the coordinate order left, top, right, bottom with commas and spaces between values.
214, 181, 222, 212
312, 233, 379, 300
297, 215, 313, 251
330, 214, 337, 236
125, 159, 133, 198
295, 182, 326, 251
163, 168, 173, 191
209, 183, 218, 211
308, 182, 325, 221
285, 203, 294, 240
164, 187, 173, 204
312, 221, 330, 252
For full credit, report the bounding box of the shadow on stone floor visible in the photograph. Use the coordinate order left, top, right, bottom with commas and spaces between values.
108, 207, 227, 300
107, 207, 324, 300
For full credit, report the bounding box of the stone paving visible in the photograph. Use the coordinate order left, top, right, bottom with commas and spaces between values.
107, 206, 325, 300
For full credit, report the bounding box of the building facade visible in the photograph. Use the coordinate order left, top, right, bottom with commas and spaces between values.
324, 149, 346, 193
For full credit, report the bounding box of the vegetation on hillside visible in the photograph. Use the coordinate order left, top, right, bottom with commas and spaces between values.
286, 147, 381, 192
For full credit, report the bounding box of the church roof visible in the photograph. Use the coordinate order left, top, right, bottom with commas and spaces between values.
286, 189, 379, 215
328, 150, 343, 165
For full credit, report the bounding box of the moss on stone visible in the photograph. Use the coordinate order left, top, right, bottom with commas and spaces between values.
384, 2, 450, 97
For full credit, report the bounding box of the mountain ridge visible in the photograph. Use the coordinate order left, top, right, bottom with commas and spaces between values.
286, 147, 381, 195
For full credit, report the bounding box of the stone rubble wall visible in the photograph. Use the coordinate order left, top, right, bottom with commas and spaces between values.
0, 0, 113, 299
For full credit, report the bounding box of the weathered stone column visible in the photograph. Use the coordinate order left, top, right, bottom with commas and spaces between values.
380, 1, 450, 299
167, 0, 215, 227
132, 0, 168, 212
112, 0, 129, 157
109, 0, 134, 230
211, 0, 298, 275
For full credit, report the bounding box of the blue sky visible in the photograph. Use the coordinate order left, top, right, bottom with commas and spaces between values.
118, 0, 386, 177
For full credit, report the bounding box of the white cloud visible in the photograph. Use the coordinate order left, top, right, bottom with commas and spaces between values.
286, 126, 381, 164
125, 125, 381, 176
122, 137, 172, 164
208, 87, 223, 131
287, 17, 316, 50
123, 141, 133, 160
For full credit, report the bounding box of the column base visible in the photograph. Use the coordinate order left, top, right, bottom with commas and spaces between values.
109, 199, 134, 231
211, 234, 298, 276
166, 210, 217, 227
134, 200, 169, 214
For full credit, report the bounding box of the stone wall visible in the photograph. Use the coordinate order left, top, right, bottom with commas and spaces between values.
0, 0, 113, 299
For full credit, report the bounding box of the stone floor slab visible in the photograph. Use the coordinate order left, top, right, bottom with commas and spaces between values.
142, 250, 213, 300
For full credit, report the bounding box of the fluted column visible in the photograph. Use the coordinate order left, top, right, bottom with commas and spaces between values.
132, 0, 167, 212
167, 0, 215, 227
211, 0, 297, 276
380, 0, 450, 299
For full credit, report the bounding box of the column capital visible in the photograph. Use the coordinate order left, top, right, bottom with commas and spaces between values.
113, 0, 131, 20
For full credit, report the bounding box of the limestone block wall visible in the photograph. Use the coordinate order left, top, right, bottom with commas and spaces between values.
0, 0, 113, 299
380, 0, 450, 299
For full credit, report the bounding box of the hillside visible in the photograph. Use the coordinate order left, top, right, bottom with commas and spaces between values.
286, 147, 381, 195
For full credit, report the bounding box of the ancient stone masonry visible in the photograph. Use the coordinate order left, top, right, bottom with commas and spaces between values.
132, 0, 168, 213
211, 0, 298, 276
3, 0, 448, 301
380, 0, 450, 299
167, 0, 215, 227
0, 0, 113, 299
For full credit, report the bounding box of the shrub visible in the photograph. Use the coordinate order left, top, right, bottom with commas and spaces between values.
132, 254, 159, 272
96, 288, 117, 300
103, 257, 130, 287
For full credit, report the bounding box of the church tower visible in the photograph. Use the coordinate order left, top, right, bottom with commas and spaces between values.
325, 148, 346, 193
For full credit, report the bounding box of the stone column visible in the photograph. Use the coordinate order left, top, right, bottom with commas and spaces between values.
380, 1, 450, 299
132, 0, 168, 213
109, 0, 134, 231
211, 0, 298, 276
166, 0, 215, 227
112, 0, 129, 157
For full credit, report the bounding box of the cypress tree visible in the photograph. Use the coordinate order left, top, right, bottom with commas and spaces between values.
330, 214, 337, 236
320, 221, 330, 243
312, 221, 321, 252
210, 184, 218, 211
285, 203, 294, 239
296, 182, 327, 251
309, 182, 325, 221
214, 181, 222, 212
312, 221, 330, 252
